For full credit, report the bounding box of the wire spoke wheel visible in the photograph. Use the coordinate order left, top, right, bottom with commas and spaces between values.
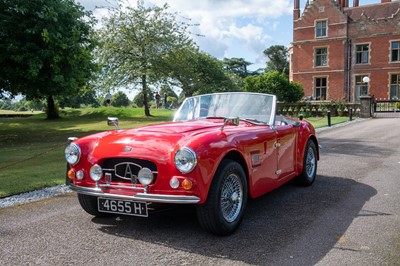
306, 146, 316, 178
196, 159, 248, 236
295, 140, 318, 186
220, 173, 243, 223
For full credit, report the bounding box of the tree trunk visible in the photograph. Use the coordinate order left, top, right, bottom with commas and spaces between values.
142, 74, 151, 116
46, 95, 60, 119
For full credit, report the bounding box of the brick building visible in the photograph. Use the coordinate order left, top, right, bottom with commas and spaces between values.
290, 0, 400, 102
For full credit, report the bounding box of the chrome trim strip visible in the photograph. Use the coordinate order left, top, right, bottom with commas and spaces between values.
98, 184, 142, 190
69, 184, 200, 204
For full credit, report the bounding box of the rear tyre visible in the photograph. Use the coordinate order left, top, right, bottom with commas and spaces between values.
294, 140, 317, 186
77, 194, 109, 217
196, 159, 248, 236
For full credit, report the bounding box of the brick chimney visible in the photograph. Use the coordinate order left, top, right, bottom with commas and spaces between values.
353, 0, 359, 7
381, 0, 391, 3
294, 0, 300, 20
342, 0, 349, 8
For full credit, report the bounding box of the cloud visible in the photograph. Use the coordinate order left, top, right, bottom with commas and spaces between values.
79, 0, 293, 70
145, 0, 291, 68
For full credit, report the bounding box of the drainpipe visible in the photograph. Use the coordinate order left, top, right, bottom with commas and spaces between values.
347, 39, 352, 102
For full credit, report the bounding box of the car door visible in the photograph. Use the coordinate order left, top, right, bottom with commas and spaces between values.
244, 127, 278, 198
275, 124, 297, 179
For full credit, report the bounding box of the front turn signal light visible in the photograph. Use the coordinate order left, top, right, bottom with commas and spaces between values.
182, 179, 193, 190
68, 170, 76, 180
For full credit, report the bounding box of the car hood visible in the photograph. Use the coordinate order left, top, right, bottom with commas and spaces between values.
80, 119, 226, 161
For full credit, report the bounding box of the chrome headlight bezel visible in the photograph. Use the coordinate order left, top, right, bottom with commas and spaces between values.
174, 147, 197, 174
138, 167, 154, 186
65, 143, 81, 165
90, 164, 102, 181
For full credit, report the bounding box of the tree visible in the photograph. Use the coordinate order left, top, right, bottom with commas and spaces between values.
163, 47, 242, 97
111, 91, 130, 107
97, 0, 195, 116
263, 45, 289, 76
0, 0, 97, 119
222, 57, 252, 78
244, 71, 303, 103
59, 84, 99, 108
133, 90, 155, 108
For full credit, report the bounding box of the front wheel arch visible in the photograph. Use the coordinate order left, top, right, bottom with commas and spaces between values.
196, 159, 248, 236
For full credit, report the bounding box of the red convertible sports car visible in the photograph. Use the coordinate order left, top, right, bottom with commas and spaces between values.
65, 92, 319, 235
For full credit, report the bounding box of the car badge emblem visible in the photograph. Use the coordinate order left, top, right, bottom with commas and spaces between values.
124, 146, 132, 152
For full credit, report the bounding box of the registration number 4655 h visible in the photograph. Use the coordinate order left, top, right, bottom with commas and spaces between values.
98, 198, 148, 217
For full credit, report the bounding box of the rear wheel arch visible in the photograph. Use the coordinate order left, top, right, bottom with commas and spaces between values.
307, 135, 319, 159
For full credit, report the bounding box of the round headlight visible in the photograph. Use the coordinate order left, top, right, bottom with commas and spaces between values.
90, 164, 102, 181
65, 143, 81, 165
138, 168, 154, 186
174, 147, 197, 174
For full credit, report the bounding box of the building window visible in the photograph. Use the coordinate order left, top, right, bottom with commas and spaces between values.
315, 47, 328, 67
391, 41, 400, 62
315, 20, 327, 38
390, 74, 400, 100
315, 77, 327, 100
355, 76, 369, 101
355, 44, 369, 64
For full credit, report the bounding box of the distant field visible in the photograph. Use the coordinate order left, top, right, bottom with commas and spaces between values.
0, 107, 353, 197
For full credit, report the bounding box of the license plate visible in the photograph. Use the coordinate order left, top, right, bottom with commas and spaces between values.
98, 198, 148, 217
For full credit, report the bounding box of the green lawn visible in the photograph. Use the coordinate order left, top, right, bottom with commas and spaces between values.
0, 108, 354, 198
0, 107, 174, 197
304, 116, 351, 129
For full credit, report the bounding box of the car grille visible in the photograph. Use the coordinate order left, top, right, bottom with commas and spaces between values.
102, 158, 158, 185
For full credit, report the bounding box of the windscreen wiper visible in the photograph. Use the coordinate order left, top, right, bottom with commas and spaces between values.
241, 118, 267, 125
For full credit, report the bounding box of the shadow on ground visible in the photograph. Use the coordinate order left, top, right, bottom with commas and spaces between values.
92, 175, 376, 265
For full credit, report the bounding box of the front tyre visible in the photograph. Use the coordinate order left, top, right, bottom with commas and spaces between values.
196, 159, 248, 236
66, 164, 72, 186
77, 194, 109, 217
294, 140, 317, 186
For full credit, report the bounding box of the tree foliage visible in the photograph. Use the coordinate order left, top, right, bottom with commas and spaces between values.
263, 45, 289, 76
111, 91, 130, 107
244, 71, 303, 103
0, 0, 97, 119
164, 47, 242, 97
97, 0, 195, 116
222, 57, 252, 78
133, 90, 155, 108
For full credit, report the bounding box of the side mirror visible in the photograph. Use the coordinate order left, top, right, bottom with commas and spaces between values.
221, 117, 240, 132
224, 117, 240, 126
107, 117, 119, 130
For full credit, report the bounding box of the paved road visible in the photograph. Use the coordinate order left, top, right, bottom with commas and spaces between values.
1, 118, 399, 266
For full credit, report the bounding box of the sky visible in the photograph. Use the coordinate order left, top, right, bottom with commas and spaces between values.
78, 0, 383, 71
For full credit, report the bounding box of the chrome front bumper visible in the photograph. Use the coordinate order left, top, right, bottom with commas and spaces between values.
69, 184, 200, 204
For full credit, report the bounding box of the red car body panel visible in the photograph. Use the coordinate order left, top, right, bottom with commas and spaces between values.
69, 118, 317, 204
